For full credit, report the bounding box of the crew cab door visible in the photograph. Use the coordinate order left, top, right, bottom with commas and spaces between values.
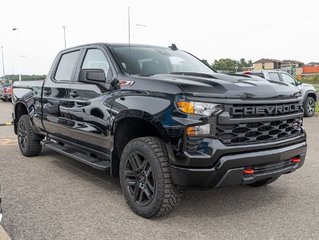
42, 50, 80, 139
67, 47, 115, 154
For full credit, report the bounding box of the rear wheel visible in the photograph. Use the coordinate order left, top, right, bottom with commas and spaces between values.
248, 177, 279, 187
304, 96, 315, 117
17, 115, 42, 157
119, 137, 181, 218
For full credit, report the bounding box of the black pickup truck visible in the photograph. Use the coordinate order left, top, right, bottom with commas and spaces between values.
12, 43, 307, 218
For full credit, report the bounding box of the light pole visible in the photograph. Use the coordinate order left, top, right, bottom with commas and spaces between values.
12, 27, 22, 81
62, 26, 67, 49
1, 46, 5, 80
128, 7, 131, 46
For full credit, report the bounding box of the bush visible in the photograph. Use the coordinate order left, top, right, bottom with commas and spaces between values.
301, 75, 319, 84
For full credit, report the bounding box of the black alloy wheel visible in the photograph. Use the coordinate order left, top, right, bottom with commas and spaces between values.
124, 152, 155, 206
120, 137, 181, 218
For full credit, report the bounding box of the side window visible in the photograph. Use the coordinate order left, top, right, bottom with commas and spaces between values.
55, 51, 80, 81
268, 72, 281, 81
281, 74, 296, 86
82, 49, 111, 79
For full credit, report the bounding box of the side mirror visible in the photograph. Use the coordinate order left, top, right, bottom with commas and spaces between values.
79, 69, 106, 83
296, 80, 302, 86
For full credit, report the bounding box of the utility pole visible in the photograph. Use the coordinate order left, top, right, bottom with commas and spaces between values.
1, 46, 5, 80
12, 27, 22, 82
128, 7, 131, 46
62, 25, 67, 49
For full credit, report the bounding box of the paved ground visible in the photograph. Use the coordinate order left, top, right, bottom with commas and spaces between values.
0, 101, 318, 240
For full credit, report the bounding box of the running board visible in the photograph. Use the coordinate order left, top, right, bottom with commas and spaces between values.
41, 140, 110, 171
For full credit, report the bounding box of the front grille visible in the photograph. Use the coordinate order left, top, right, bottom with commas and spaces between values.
217, 117, 303, 145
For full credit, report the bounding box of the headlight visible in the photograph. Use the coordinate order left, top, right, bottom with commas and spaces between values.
176, 100, 223, 116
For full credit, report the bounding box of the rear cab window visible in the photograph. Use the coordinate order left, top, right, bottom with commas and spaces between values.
268, 72, 281, 81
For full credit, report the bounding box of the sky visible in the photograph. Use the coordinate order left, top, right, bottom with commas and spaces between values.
0, 0, 318, 75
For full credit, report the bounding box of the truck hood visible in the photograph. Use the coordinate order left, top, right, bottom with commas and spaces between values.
128, 73, 301, 99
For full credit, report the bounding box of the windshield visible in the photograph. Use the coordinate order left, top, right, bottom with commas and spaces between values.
110, 46, 215, 75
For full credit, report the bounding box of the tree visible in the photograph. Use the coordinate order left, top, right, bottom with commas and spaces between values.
212, 58, 253, 72
212, 58, 238, 72
201, 59, 210, 67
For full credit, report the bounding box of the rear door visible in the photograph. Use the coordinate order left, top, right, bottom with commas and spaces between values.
42, 50, 80, 139
67, 47, 115, 154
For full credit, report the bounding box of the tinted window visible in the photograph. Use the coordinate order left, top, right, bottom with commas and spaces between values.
55, 51, 80, 81
251, 72, 265, 78
111, 46, 214, 75
281, 74, 296, 85
81, 49, 111, 79
268, 72, 280, 81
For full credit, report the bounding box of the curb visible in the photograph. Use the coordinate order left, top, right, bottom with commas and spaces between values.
0, 122, 13, 127
0, 225, 11, 240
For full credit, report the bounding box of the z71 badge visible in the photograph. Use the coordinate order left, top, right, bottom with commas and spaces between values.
119, 80, 135, 86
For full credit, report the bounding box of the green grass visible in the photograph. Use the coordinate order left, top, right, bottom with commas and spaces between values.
316, 102, 319, 113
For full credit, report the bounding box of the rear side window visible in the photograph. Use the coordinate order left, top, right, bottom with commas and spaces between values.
251, 72, 265, 78
268, 72, 280, 81
55, 51, 80, 81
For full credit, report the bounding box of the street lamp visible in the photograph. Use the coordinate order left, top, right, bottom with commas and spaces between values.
12, 27, 22, 81
62, 26, 67, 49
1, 46, 5, 80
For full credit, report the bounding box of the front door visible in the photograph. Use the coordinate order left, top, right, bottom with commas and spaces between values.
67, 47, 115, 154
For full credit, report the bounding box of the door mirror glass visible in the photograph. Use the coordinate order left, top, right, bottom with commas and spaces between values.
296, 80, 302, 86
79, 69, 106, 83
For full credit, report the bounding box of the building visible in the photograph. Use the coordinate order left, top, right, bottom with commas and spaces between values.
253, 58, 282, 70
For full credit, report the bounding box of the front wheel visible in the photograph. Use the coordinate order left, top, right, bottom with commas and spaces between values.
119, 137, 181, 218
304, 96, 315, 117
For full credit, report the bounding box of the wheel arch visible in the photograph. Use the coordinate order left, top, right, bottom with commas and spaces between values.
110, 111, 169, 177
305, 91, 317, 102
14, 101, 29, 134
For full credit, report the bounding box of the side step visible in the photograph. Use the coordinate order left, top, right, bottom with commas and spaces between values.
41, 140, 110, 171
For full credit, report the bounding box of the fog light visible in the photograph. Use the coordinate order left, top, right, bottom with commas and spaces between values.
243, 168, 254, 175
291, 157, 301, 163
186, 124, 210, 136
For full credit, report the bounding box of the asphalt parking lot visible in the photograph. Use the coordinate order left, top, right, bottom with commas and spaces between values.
0, 101, 318, 240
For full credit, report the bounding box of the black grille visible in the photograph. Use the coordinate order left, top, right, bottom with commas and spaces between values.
217, 117, 302, 145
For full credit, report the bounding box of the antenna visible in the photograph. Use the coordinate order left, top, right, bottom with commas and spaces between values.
169, 43, 178, 50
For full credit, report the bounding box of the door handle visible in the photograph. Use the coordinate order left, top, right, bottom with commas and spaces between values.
43, 88, 51, 96
70, 91, 79, 98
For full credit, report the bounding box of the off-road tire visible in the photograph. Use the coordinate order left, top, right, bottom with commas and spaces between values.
303, 96, 315, 117
17, 115, 42, 157
119, 137, 181, 218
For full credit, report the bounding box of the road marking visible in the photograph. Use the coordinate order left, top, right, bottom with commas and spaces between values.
0, 225, 11, 240
0, 138, 17, 146
0, 122, 13, 126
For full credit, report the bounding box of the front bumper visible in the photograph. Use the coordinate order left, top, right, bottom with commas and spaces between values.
170, 140, 307, 188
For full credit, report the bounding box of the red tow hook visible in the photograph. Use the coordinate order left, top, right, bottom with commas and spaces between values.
291, 157, 301, 163
243, 168, 254, 175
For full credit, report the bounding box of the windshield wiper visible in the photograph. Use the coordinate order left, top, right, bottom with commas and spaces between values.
169, 72, 216, 79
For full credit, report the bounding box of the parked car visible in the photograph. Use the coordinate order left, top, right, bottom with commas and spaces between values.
244, 70, 317, 117
0, 82, 13, 102
12, 43, 307, 218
